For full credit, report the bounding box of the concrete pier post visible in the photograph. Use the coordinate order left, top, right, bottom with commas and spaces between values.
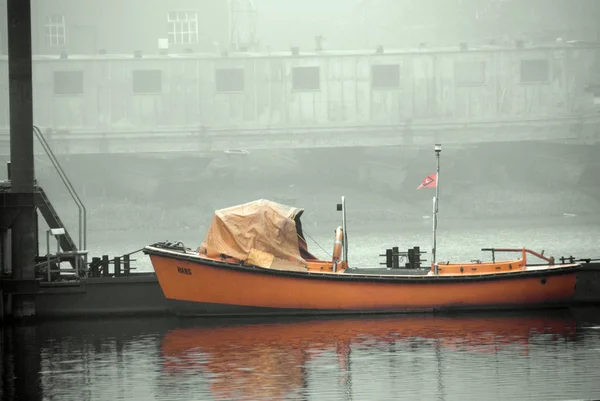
2, 325, 42, 400
7, 0, 36, 319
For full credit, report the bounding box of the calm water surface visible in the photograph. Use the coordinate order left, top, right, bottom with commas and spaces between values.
2, 307, 600, 401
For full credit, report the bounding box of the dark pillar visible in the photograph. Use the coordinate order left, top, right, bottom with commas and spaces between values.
7, 0, 36, 319
2, 325, 42, 401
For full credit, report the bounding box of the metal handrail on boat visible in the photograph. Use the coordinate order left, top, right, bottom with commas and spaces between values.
33, 125, 87, 251
481, 248, 555, 265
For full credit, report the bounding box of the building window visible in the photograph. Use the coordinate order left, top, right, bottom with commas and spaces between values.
587, 84, 600, 104
455, 61, 486, 85
53, 71, 83, 96
46, 15, 66, 47
215, 68, 245, 93
520, 59, 549, 83
371, 64, 400, 89
132, 70, 162, 94
167, 11, 198, 45
292, 66, 320, 91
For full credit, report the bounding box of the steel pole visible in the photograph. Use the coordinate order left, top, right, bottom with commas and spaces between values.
432, 146, 441, 269
7, 0, 36, 318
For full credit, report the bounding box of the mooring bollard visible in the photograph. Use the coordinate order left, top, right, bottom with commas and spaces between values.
385, 249, 392, 268
123, 254, 130, 276
102, 255, 109, 277
413, 246, 422, 269
114, 256, 121, 277
392, 246, 400, 269
407, 248, 415, 269
90, 257, 100, 277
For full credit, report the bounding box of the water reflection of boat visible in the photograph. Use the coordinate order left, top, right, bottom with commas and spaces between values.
160, 313, 577, 399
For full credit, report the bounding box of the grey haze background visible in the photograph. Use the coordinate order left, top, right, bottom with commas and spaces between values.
0, 0, 598, 260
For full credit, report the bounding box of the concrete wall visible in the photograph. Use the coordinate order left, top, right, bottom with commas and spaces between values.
574, 264, 600, 305
35, 274, 170, 318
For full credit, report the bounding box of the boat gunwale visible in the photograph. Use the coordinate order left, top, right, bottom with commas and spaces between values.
143, 246, 582, 284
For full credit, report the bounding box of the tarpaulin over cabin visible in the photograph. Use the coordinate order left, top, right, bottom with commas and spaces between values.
198, 199, 317, 271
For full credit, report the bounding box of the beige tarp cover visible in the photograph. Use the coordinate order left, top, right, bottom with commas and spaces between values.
198, 199, 313, 272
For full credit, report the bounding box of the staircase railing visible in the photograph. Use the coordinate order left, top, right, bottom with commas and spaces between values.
33, 125, 86, 251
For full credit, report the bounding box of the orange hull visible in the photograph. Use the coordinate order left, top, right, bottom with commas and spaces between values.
145, 246, 580, 316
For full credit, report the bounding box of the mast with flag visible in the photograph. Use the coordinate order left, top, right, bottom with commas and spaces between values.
433, 144, 441, 271
418, 144, 442, 273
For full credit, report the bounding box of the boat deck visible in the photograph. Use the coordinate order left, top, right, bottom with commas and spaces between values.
348, 267, 429, 276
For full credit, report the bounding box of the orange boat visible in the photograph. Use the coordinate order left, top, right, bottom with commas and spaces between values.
143, 198, 581, 317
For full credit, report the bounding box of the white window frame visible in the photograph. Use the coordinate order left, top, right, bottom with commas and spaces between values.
167, 11, 199, 45
45, 15, 66, 47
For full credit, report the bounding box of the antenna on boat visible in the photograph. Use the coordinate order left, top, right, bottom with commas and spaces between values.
342, 196, 348, 263
336, 196, 348, 265
432, 144, 441, 272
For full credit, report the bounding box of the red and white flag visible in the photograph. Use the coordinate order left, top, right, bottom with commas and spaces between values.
417, 173, 437, 189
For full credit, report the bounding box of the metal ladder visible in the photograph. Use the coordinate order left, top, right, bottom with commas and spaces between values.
35, 186, 79, 256
33, 125, 87, 273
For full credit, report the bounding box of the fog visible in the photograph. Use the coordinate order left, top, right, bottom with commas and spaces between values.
0, 0, 599, 260
2, 4, 600, 400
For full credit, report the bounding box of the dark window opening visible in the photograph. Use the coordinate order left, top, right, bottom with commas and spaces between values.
586, 84, 600, 97
132, 70, 162, 94
53, 71, 83, 95
215, 68, 245, 92
371, 64, 400, 89
520, 59, 549, 83
292, 66, 320, 91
